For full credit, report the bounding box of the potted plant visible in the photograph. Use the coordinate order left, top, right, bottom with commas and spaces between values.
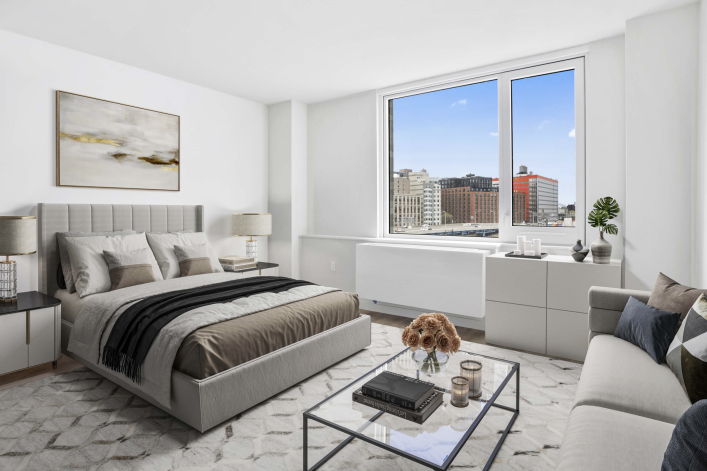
587, 197, 619, 264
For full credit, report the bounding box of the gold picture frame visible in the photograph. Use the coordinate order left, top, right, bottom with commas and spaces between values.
56, 91, 180, 191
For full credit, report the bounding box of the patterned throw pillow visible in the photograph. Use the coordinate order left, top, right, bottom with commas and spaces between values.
666, 294, 707, 403
103, 248, 158, 291
174, 244, 214, 277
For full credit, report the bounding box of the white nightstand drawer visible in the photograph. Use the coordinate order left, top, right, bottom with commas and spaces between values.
0, 312, 28, 375
29, 307, 55, 367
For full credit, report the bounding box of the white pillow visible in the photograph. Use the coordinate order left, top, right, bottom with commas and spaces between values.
65, 233, 163, 297
145, 232, 223, 280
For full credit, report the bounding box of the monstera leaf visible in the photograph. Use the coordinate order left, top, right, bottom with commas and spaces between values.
587, 209, 608, 228
603, 223, 618, 235
592, 197, 620, 220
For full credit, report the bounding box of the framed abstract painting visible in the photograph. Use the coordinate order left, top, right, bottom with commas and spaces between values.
56, 91, 180, 191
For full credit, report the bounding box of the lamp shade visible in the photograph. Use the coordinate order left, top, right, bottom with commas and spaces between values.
232, 213, 272, 236
0, 216, 37, 255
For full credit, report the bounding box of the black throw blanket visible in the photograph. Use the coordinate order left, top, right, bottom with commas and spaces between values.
101, 276, 314, 384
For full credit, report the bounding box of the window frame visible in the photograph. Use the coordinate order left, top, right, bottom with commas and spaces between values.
378, 54, 586, 246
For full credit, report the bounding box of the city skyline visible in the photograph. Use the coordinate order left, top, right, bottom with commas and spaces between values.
391, 70, 576, 206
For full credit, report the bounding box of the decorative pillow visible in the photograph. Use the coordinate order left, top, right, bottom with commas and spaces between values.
666, 294, 707, 403
65, 233, 163, 297
145, 232, 223, 280
174, 244, 214, 277
614, 296, 681, 364
662, 400, 707, 470
57, 229, 136, 293
57, 264, 67, 290
103, 249, 157, 291
649, 273, 707, 323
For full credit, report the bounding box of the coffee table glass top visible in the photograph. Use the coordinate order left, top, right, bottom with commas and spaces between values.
305, 349, 519, 468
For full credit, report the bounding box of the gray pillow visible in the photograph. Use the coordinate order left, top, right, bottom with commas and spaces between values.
103, 248, 157, 291
57, 229, 135, 293
615, 296, 681, 364
649, 273, 707, 324
174, 244, 213, 277
662, 400, 707, 470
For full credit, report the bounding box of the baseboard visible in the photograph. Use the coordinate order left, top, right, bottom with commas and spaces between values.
360, 299, 486, 331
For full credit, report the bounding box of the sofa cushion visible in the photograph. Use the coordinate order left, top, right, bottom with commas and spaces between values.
556, 405, 674, 471
662, 400, 707, 471
614, 296, 680, 364
574, 335, 691, 424
649, 272, 707, 323
665, 294, 707, 404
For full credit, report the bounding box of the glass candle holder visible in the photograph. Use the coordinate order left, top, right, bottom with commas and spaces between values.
450, 376, 469, 408
460, 360, 482, 398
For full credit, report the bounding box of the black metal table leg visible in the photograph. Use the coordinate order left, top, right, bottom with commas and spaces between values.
303, 415, 308, 471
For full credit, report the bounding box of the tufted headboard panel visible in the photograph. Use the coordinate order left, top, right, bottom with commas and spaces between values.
38, 204, 204, 295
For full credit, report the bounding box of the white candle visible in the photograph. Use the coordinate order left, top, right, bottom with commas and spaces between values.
450, 376, 469, 408
525, 241, 532, 253
533, 239, 541, 255
513, 250, 522, 255
526, 250, 535, 257
517, 236, 526, 254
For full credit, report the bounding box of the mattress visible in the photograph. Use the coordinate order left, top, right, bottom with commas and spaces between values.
174, 290, 360, 379
58, 283, 360, 380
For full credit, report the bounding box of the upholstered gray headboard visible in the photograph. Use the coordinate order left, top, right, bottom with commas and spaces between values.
38, 204, 204, 295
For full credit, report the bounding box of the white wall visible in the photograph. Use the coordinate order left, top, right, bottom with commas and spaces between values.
696, 0, 707, 287
303, 38, 629, 302
307, 91, 378, 237
268, 100, 307, 278
0, 28, 269, 293
624, 4, 698, 290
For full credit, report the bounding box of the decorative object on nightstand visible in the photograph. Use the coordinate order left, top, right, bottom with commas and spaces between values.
0, 216, 37, 302
231, 213, 272, 263
219, 255, 257, 271
588, 196, 620, 264
0, 291, 61, 373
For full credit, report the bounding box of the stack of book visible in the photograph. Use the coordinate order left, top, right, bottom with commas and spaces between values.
219, 255, 257, 271
353, 371, 442, 424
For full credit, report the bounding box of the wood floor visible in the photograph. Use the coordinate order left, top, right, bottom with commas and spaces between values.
0, 310, 577, 391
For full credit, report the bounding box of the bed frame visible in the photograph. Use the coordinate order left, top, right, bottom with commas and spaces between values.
38, 204, 372, 432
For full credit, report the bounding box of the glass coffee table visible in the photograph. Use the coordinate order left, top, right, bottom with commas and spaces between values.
303, 349, 519, 471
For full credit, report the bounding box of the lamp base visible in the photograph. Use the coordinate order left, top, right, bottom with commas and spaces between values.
0, 260, 17, 302
246, 239, 258, 263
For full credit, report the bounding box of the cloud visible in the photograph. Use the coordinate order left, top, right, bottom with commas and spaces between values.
537, 120, 551, 130
490, 132, 498, 137
451, 99, 467, 107
568, 128, 575, 138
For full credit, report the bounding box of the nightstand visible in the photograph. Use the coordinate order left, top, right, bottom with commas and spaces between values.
0, 291, 61, 375
232, 262, 279, 277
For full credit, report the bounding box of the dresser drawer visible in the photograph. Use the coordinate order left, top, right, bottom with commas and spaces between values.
486, 257, 547, 308
547, 308, 589, 361
547, 261, 621, 313
486, 300, 546, 353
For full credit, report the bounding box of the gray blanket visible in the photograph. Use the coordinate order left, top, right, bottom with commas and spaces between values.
67, 273, 339, 407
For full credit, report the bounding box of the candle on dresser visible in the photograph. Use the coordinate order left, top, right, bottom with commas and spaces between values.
526, 250, 535, 257
513, 250, 522, 255
450, 376, 470, 407
533, 239, 542, 255
516, 236, 526, 254
525, 241, 532, 253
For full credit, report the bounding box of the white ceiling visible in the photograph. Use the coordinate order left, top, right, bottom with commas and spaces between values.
0, 0, 696, 104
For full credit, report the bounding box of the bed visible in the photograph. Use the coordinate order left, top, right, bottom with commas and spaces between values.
38, 203, 371, 432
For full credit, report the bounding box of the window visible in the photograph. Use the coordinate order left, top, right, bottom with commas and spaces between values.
382, 57, 584, 245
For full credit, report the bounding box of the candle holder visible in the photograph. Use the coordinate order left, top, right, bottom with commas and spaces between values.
460, 360, 483, 398
450, 376, 470, 408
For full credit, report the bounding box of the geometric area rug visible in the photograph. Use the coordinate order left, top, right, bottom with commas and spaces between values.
0, 323, 581, 470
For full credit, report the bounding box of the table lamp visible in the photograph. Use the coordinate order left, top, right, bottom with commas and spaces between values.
0, 216, 37, 302
232, 213, 271, 262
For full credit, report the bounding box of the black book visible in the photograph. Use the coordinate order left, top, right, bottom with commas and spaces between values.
352, 388, 443, 424
361, 371, 435, 410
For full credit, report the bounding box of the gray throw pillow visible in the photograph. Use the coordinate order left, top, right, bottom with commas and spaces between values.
649, 273, 707, 323
57, 229, 135, 293
103, 248, 158, 291
615, 296, 681, 364
662, 400, 707, 470
174, 244, 213, 277
666, 294, 707, 404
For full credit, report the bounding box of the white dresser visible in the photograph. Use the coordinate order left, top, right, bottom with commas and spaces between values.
0, 291, 61, 375
485, 253, 621, 361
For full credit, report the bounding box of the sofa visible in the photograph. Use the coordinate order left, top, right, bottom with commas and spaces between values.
555, 286, 691, 470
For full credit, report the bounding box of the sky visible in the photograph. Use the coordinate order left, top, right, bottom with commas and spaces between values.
392, 70, 576, 205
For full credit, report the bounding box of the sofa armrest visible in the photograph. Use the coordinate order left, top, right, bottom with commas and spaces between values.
588, 286, 652, 337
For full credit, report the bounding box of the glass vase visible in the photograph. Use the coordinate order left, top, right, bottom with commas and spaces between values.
411, 348, 450, 376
